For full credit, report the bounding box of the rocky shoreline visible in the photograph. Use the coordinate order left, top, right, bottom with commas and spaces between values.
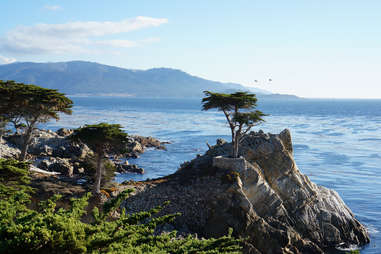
120, 129, 370, 253
0, 128, 166, 177
0, 128, 370, 253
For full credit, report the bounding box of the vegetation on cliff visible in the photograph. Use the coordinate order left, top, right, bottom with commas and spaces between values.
0, 158, 242, 253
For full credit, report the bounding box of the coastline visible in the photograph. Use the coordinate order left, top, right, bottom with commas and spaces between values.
0, 127, 370, 253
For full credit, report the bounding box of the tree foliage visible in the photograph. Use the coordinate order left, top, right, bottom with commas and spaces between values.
0, 80, 73, 160
71, 123, 129, 194
0, 159, 242, 254
202, 91, 266, 158
0, 159, 33, 199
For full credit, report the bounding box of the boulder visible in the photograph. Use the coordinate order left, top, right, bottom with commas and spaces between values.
0, 140, 20, 159
129, 141, 144, 154
48, 158, 73, 177
131, 135, 167, 150
4, 134, 24, 148
116, 163, 144, 174
125, 136, 167, 158
122, 129, 369, 253
37, 159, 51, 170
56, 128, 73, 137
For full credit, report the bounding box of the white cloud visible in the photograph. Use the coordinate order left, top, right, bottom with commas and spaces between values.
0, 16, 168, 55
95, 40, 138, 48
0, 55, 16, 64
96, 38, 161, 48
44, 5, 62, 11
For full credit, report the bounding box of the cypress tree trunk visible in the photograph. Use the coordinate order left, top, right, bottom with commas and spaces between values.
233, 133, 240, 158
231, 131, 236, 158
0, 120, 5, 143
94, 152, 103, 194
19, 127, 33, 161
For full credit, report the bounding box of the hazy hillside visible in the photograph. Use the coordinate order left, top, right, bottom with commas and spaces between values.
0, 61, 271, 98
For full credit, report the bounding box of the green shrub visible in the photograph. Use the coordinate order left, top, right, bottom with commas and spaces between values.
0, 159, 33, 199
0, 159, 242, 254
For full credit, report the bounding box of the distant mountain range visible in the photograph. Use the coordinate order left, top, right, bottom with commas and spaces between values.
0, 61, 297, 99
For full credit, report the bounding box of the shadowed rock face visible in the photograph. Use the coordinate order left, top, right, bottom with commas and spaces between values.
122, 129, 369, 254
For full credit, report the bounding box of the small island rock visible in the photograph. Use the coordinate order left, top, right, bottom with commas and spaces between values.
121, 129, 369, 253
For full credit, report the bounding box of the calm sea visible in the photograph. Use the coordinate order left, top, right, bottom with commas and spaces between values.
46, 97, 381, 253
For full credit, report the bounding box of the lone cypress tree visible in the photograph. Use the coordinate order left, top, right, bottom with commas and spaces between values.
0, 80, 73, 160
202, 91, 266, 158
71, 123, 128, 194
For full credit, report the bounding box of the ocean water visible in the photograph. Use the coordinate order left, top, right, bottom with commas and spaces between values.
46, 97, 381, 253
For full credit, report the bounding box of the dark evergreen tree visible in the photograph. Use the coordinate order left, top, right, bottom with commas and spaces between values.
71, 123, 128, 194
0, 80, 73, 160
202, 91, 266, 158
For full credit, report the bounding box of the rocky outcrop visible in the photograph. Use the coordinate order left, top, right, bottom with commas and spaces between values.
56, 128, 73, 137
0, 139, 20, 159
131, 135, 167, 150
121, 129, 369, 253
126, 135, 167, 158
5, 129, 92, 159
37, 158, 75, 177
3, 129, 167, 161
1, 129, 164, 177
116, 161, 144, 174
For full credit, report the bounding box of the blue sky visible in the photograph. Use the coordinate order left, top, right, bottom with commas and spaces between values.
1, 1, 381, 98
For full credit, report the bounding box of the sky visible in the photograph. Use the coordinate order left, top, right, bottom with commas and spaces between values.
1, 0, 381, 99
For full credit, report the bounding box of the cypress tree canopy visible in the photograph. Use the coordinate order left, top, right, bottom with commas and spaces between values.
71, 123, 128, 155
202, 91, 258, 111
0, 80, 73, 160
0, 80, 73, 123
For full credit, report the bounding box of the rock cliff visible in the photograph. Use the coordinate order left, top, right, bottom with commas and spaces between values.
121, 129, 369, 253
